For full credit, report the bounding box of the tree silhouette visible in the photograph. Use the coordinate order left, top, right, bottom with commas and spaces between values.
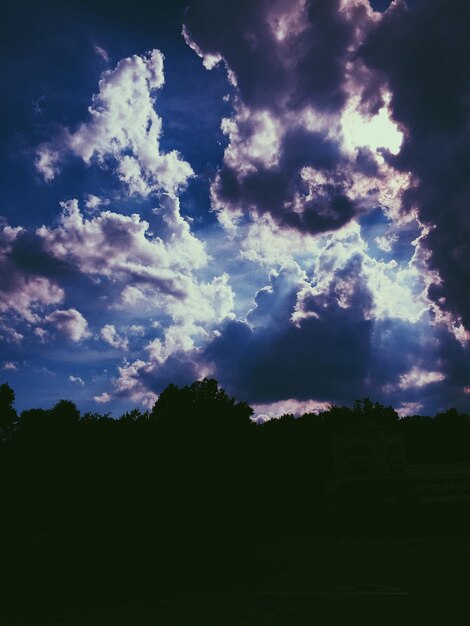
151, 377, 253, 435
353, 397, 399, 429
0, 382, 17, 440
50, 399, 80, 426
0, 378, 469, 598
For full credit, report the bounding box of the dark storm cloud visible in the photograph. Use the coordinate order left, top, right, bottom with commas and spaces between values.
202, 250, 469, 412
205, 293, 469, 413
36, 199, 203, 300
215, 128, 356, 233
184, 0, 382, 235
0, 227, 64, 324
134, 355, 201, 396
360, 0, 470, 328
204, 261, 374, 404
184, 0, 362, 113
204, 315, 372, 405
421, 328, 470, 414
354, 147, 380, 177
5, 227, 165, 313
369, 318, 470, 414
10, 232, 75, 283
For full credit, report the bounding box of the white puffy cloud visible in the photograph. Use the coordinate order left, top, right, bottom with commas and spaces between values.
84, 194, 109, 212
34, 39, 394, 405
36, 148, 60, 182
340, 91, 403, 157
94, 392, 111, 404
375, 232, 398, 253
45, 308, 90, 342
0, 275, 64, 324
32, 196, 236, 402
110, 271, 235, 403
237, 214, 430, 327
115, 359, 158, 408
34, 327, 47, 340
0, 224, 64, 324
100, 324, 129, 351
104, 269, 235, 405
37, 198, 234, 344
0, 326, 24, 344
221, 107, 284, 173
36, 50, 193, 196
237, 213, 318, 266
38, 197, 207, 287
129, 325, 145, 336
146, 329, 194, 365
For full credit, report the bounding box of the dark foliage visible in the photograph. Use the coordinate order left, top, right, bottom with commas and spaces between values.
0, 378, 469, 596
0, 382, 18, 439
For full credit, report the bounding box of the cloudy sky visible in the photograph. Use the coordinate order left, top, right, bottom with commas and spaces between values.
1, 0, 469, 417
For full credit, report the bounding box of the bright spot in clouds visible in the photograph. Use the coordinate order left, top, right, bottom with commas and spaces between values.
341, 95, 404, 156
399, 367, 446, 390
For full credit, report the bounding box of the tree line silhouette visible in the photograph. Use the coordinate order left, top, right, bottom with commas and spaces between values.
1, 378, 470, 592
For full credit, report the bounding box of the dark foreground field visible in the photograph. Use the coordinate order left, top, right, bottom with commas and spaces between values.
1, 532, 469, 625
2, 387, 470, 623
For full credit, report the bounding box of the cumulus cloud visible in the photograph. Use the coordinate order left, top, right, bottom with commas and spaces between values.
179, 0, 469, 416
84, 194, 109, 212
38, 197, 206, 292
202, 263, 468, 413
101, 200, 464, 410
375, 232, 398, 253
308, 222, 428, 323
237, 213, 428, 325
36, 50, 193, 196
36, 150, 60, 182
184, 0, 463, 336
108, 271, 235, 404
100, 324, 129, 351
185, 0, 378, 113
129, 325, 145, 336
0, 224, 64, 324
0, 324, 24, 343
359, 0, 470, 330
29, 195, 236, 402
201, 259, 374, 405
36, 197, 234, 339
45, 308, 90, 342
4, 2, 467, 417
114, 359, 158, 407
184, 0, 407, 237
94, 392, 111, 404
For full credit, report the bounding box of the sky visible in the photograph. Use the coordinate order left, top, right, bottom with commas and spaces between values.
1, 0, 469, 418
